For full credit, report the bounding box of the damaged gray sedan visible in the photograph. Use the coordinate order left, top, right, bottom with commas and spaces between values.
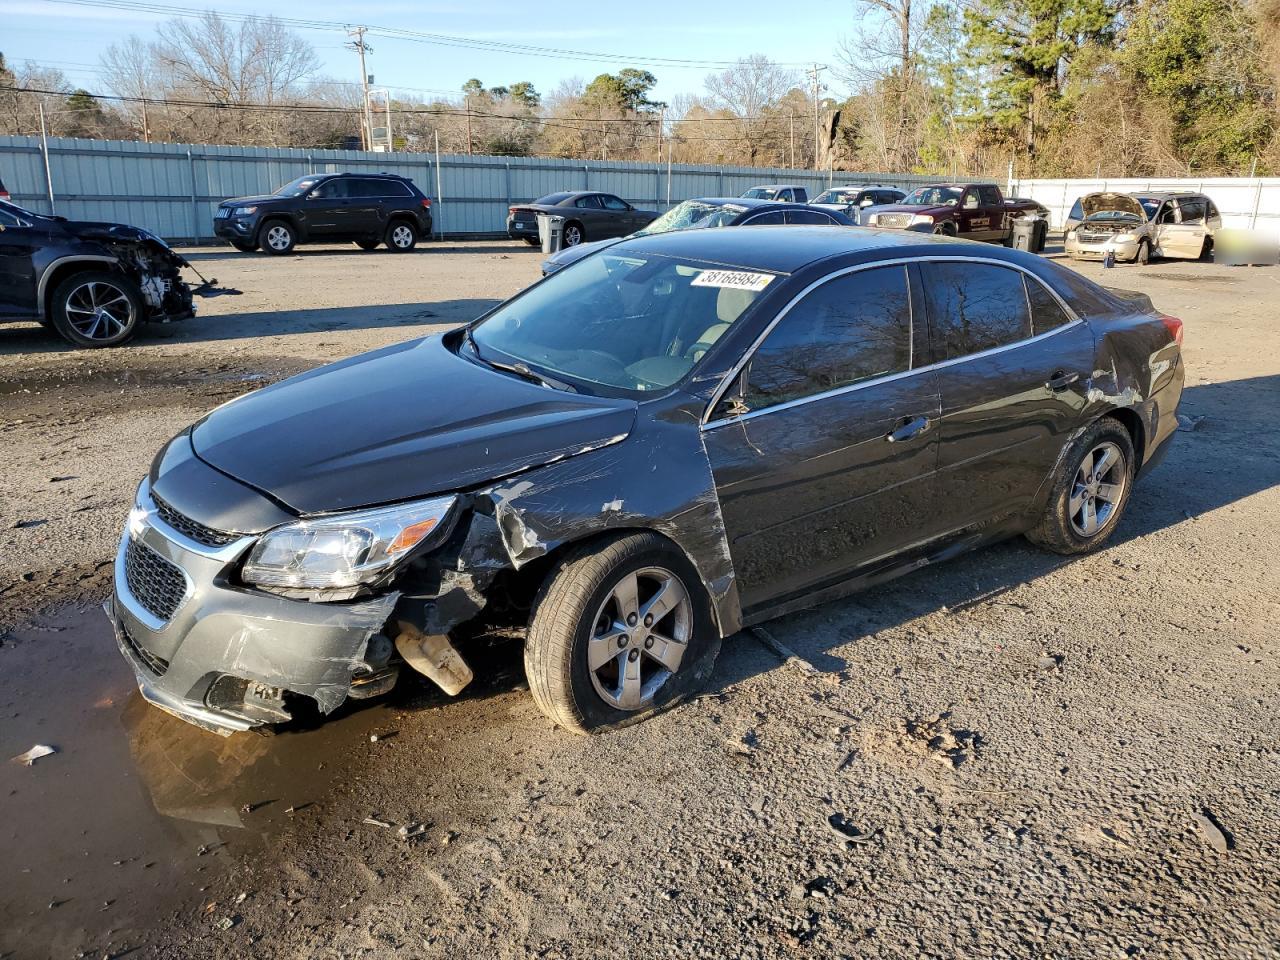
108, 227, 1183, 735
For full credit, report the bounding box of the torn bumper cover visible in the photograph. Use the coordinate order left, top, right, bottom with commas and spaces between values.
107, 479, 400, 735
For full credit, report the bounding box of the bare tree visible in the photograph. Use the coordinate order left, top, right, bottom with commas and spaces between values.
704, 55, 798, 164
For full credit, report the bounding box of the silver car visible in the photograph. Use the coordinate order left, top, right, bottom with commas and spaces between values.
1065, 192, 1221, 264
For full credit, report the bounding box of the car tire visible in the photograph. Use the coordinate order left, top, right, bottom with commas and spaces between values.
1027, 416, 1136, 555
355, 239, 380, 251
385, 220, 417, 252
1199, 237, 1214, 261
523, 237, 541, 247
525, 532, 719, 734
50, 270, 144, 348
231, 239, 258, 252
563, 221, 584, 246
1131, 239, 1150, 265
933, 222, 957, 237
260, 220, 297, 255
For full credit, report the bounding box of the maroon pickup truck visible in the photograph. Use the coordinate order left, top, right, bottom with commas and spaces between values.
861, 183, 1040, 243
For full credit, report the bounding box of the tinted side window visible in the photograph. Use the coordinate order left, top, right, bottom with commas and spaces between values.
921, 262, 1032, 360
978, 185, 1003, 206
311, 179, 349, 199
1178, 199, 1206, 223
575, 195, 602, 209
743, 210, 786, 225
358, 179, 412, 198
600, 194, 629, 211
745, 266, 912, 409
1025, 277, 1072, 333
786, 209, 837, 225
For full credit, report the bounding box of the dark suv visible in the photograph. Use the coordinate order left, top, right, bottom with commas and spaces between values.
214, 173, 433, 255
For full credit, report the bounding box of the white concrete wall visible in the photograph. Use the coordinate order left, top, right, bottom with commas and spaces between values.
1007, 177, 1280, 238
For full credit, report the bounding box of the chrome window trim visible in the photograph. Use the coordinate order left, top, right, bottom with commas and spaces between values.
701, 254, 1084, 429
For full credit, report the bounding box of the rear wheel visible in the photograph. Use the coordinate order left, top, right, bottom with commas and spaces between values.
385, 220, 417, 252
523, 237, 541, 247
1027, 417, 1135, 555
50, 271, 143, 348
525, 533, 718, 733
260, 220, 296, 255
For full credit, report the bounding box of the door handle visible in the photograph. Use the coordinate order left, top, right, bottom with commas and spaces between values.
886, 415, 931, 443
1046, 370, 1080, 392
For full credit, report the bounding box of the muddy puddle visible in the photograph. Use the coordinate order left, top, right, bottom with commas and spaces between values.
0, 605, 414, 958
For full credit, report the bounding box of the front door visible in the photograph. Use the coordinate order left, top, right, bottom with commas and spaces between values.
918, 259, 1094, 529
0, 205, 41, 318
302, 178, 353, 238
703, 264, 941, 614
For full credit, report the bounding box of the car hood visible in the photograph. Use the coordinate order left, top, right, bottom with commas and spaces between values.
543, 236, 624, 272
191, 335, 638, 514
867, 203, 950, 217
218, 195, 282, 208
1081, 193, 1146, 221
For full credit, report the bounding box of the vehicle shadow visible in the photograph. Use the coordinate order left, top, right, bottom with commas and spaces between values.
0, 299, 503, 355
707, 373, 1279, 682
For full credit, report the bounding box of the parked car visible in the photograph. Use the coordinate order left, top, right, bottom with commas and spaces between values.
507, 191, 658, 247
213, 173, 433, 255
109, 226, 1182, 736
540, 198, 853, 275
862, 183, 1041, 243
740, 184, 809, 203
810, 184, 905, 221
0, 198, 194, 347
1064, 192, 1221, 264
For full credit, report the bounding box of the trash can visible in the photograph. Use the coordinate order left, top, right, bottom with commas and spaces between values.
537, 214, 564, 254
1011, 217, 1039, 253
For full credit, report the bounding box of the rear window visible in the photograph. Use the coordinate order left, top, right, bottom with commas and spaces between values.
921, 262, 1032, 360
535, 192, 573, 205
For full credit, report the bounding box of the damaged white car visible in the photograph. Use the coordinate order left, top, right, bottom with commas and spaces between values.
1064, 191, 1221, 264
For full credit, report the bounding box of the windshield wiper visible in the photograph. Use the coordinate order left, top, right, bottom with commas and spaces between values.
462, 329, 576, 393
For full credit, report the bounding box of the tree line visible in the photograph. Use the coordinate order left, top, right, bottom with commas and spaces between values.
2, 0, 1277, 178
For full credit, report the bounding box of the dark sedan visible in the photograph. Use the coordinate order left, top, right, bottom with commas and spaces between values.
507, 191, 657, 247
540, 197, 853, 275
109, 227, 1182, 736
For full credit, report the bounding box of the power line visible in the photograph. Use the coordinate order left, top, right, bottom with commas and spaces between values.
38, 0, 816, 69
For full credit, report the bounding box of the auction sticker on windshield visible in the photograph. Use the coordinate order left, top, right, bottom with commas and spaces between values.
691, 270, 776, 291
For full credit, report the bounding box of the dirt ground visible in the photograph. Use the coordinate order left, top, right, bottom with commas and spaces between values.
1, 239, 1277, 960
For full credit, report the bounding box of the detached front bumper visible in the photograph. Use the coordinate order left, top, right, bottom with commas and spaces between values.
107, 480, 398, 735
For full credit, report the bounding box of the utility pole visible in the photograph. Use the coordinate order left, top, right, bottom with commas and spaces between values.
657, 108, 664, 164
141, 97, 151, 143
806, 63, 826, 169
789, 111, 795, 168
346, 26, 374, 150
465, 97, 473, 156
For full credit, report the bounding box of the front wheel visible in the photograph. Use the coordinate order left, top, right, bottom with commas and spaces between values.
525, 533, 719, 733
231, 239, 257, 252
385, 221, 417, 252
1131, 239, 1150, 265
1027, 417, 1135, 555
260, 220, 296, 255
50, 271, 144, 348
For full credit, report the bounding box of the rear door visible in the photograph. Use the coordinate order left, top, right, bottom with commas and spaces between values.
703, 264, 941, 613
919, 259, 1094, 529
0, 205, 42, 318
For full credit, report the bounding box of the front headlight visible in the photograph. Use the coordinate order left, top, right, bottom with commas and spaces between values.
910, 214, 934, 226
242, 495, 457, 591
232, 206, 258, 217
1066, 229, 1077, 240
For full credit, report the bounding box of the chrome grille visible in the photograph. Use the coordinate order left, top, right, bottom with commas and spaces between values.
215, 207, 231, 219
1077, 231, 1118, 243
124, 538, 188, 623
152, 493, 239, 547
873, 213, 913, 229
120, 622, 169, 676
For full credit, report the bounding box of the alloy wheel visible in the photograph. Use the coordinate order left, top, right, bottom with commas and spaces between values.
390, 224, 415, 249
1069, 441, 1127, 537
587, 566, 691, 711
564, 225, 582, 246
265, 225, 293, 251
62, 280, 136, 342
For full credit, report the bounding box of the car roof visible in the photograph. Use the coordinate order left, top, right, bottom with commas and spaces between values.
612, 224, 989, 273
1133, 191, 1202, 199
747, 184, 806, 189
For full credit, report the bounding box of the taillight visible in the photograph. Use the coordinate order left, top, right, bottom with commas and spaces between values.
421, 197, 432, 209
508, 206, 518, 214
1159, 314, 1184, 347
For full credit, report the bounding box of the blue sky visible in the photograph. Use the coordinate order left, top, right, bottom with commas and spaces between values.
4, 0, 861, 105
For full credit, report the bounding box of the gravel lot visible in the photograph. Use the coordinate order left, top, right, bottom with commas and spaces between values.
1, 240, 1278, 960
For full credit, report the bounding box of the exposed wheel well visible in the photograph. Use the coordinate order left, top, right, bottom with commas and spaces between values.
1103, 407, 1146, 467
256, 216, 297, 242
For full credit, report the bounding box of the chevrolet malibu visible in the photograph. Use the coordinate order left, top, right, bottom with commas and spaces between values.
108, 228, 1183, 735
